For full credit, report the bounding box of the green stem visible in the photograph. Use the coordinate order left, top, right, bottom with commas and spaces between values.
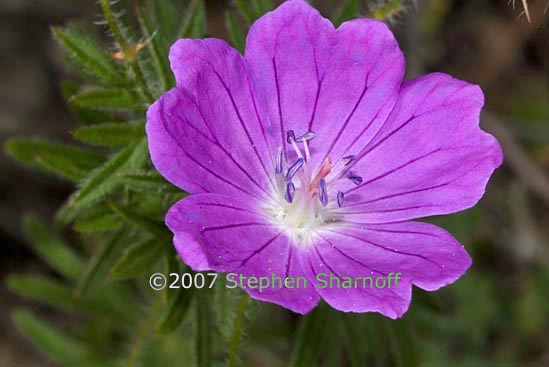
196, 291, 212, 367
126, 295, 163, 367
227, 294, 250, 367
99, 0, 155, 103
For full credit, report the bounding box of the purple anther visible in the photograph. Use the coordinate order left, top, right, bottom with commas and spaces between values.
347, 171, 363, 185
275, 146, 283, 174
286, 130, 296, 144
337, 191, 344, 207
295, 131, 315, 142
285, 182, 295, 203
285, 158, 304, 181
319, 178, 328, 206
342, 155, 356, 166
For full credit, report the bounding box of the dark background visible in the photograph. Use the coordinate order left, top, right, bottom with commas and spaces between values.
1, 0, 548, 366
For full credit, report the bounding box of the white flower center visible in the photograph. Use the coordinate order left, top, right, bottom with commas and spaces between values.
264, 130, 361, 245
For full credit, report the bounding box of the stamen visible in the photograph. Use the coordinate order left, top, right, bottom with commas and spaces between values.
319, 178, 328, 206
285, 182, 295, 203
286, 130, 296, 144
337, 191, 344, 207
295, 131, 315, 142
285, 158, 304, 181
342, 155, 356, 166
310, 157, 332, 189
347, 171, 363, 185
275, 146, 283, 174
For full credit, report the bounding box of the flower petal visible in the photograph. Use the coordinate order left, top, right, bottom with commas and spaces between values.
146, 39, 278, 198
245, 0, 404, 165
341, 73, 503, 222
166, 193, 320, 314
302, 220, 471, 318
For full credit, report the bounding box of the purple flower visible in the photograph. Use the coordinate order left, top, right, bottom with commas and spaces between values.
146, 0, 503, 318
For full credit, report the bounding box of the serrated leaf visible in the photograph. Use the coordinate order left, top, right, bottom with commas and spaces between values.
69, 138, 148, 211
13, 310, 104, 367
110, 238, 165, 279
52, 23, 126, 85
73, 209, 121, 233
108, 201, 169, 238
136, 4, 175, 92
4, 138, 103, 182
119, 171, 178, 193
180, 0, 206, 38
22, 216, 82, 281
225, 11, 246, 53
62, 81, 113, 125
76, 230, 128, 296
70, 88, 142, 111
7, 275, 116, 318
157, 287, 194, 334
72, 121, 145, 147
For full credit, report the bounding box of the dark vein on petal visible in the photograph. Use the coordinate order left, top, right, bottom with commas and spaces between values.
346, 149, 442, 195
239, 232, 283, 267
160, 100, 259, 198
325, 228, 444, 269
202, 222, 267, 233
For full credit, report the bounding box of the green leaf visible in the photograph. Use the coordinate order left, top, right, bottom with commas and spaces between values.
72, 121, 145, 147
73, 208, 122, 233
52, 23, 125, 85
196, 291, 212, 367
372, 0, 405, 20
332, 0, 360, 26
180, 0, 206, 38
22, 216, 82, 281
7, 275, 117, 318
225, 11, 246, 53
110, 238, 165, 279
4, 138, 103, 181
156, 287, 194, 334
119, 171, 179, 193
76, 230, 129, 296
13, 309, 104, 367
289, 306, 329, 367
136, 4, 175, 92
234, 0, 257, 24
108, 201, 169, 238
62, 81, 113, 125
69, 138, 148, 211
70, 88, 142, 111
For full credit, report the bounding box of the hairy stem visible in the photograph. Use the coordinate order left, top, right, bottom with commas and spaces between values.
227, 294, 250, 367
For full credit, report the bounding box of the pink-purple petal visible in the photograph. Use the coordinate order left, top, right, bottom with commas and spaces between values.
342, 73, 503, 222
147, 38, 278, 197
166, 193, 320, 314
302, 220, 471, 318
245, 0, 404, 165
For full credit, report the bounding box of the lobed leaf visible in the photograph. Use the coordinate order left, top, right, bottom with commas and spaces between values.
72, 121, 145, 147
119, 171, 179, 193
70, 88, 142, 111
52, 24, 126, 86
4, 138, 103, 182
110, 237, 166, 279
156, 287, 194, 334
22, 215, 83, 281
108, 201, 169, 238
13, 310, 106, 367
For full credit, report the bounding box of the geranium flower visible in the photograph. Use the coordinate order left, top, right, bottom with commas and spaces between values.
146, 0, 503, 318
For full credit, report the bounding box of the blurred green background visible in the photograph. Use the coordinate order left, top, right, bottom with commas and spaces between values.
1, 0, 548, 366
